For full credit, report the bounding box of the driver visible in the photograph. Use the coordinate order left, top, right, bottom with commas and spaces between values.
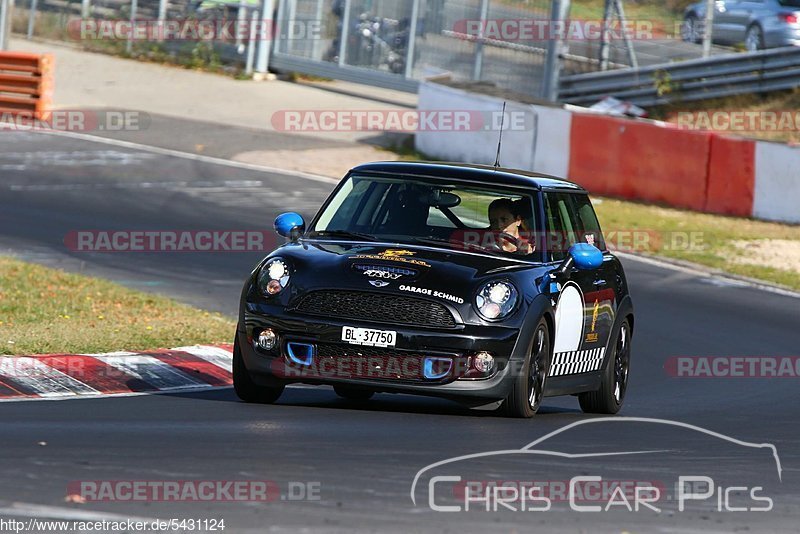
488, 198, 534, 255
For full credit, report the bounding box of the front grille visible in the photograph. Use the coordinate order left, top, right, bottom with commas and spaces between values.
292, 290, 457, 328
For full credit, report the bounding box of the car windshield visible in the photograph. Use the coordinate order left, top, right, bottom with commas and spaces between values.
309, 174, 540, 260
779, 0, 800, 7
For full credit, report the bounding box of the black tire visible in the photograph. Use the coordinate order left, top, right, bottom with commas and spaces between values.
745, 24, 765, 52
682, 14, 700, 44
233, 335, 285, 404
579, 318, 631, 414
333, 385, 375, 401
503, 319, 550, 418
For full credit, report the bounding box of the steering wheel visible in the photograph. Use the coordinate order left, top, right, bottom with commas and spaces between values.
487, 232, 528, 254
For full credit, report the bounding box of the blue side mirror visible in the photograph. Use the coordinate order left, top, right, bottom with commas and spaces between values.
274, 212, 305, 240
569, 243, 604, 270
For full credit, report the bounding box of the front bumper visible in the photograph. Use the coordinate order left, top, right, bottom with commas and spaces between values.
239, 303, 530, 403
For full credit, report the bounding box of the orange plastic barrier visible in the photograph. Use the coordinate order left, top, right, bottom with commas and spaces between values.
704, 135, 755, 217
0, 52, 53, 118
568, 113, 712, 211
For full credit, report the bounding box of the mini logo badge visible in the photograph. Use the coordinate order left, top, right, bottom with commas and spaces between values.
369, 280, 390, 288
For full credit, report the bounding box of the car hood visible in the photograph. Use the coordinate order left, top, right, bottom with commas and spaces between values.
269, 240, 547, 307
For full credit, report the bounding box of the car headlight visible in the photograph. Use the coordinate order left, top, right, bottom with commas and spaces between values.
258, 258, 290, 296
475, 280, 518, 320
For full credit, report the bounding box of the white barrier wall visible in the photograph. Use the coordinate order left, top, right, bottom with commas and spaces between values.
530, 104, 572, 178
416, 81, 798, 225
416, 82, 534, 171
416, 82, 573, 179
753, 142, 800, 224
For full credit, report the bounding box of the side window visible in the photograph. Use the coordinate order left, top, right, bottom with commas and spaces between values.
570, 194, 607, 251
544, 193, 580, 262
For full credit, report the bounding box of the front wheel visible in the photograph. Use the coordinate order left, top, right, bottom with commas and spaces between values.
745, 25, 765, 52
504, 319, 550, 418
579, 318, 631, 414
682, 15, 700, 43
233, 336, 285, 404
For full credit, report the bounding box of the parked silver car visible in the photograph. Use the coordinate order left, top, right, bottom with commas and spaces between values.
683, 0, 800, 51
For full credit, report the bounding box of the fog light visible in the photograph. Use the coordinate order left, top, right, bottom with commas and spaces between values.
258, 329, 277, 351
473, 352, 495, 374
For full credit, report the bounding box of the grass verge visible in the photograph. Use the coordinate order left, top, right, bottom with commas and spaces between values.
651, 88, 800, 144
0, 257, 236, 356
593, 198, 800, 291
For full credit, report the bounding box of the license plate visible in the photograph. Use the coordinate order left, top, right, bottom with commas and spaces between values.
341, 326, 397, 348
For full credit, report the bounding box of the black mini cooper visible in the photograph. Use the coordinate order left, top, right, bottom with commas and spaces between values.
234, 162, 634, 418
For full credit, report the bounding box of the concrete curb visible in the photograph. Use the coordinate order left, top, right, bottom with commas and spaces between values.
0, 345, 233, 401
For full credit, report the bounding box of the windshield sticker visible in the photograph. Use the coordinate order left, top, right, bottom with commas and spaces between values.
352, 249, 431, 267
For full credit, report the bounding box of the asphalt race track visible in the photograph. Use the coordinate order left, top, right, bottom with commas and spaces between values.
1, 128, 799, 532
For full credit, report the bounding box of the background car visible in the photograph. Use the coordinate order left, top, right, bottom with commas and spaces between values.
684, 0, 800, 51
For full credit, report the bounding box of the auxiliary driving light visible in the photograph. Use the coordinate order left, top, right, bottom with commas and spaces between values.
257, 328, 277, 351
473, 352, 495, 374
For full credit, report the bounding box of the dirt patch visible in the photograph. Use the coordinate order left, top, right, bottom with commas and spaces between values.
730, 240, 800, 274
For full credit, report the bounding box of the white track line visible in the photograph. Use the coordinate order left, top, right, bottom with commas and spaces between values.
617, 251, 800, 299
30, 128, 340, 184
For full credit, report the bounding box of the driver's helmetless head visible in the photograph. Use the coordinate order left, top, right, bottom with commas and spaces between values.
488, 198, 522, 233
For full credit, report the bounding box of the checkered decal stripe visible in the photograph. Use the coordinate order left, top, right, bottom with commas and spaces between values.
550, 348, 606, 377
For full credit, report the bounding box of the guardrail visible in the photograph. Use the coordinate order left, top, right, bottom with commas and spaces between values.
0, 52, 53, 118
559, 47, 800, 107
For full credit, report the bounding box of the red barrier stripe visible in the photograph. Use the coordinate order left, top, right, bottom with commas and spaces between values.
38, 355, 154, 393
144, 350, 232, 387
569, 113, 712, 211
704, 135, 755, 217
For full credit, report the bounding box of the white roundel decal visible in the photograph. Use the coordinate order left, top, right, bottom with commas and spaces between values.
553, 282, 584, 354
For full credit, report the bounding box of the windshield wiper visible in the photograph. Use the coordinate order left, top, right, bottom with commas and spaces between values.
307, 230, 378, 241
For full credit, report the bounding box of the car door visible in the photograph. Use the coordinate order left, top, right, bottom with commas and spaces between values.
567, 193, 618, 354
730, 0, 767, 41
544, 192, 616, 376
713, 0, 742, 42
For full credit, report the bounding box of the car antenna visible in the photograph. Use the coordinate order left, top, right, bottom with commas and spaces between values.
493, 101, 506, 171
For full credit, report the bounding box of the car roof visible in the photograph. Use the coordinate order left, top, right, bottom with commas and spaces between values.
350, 161, 587, 193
